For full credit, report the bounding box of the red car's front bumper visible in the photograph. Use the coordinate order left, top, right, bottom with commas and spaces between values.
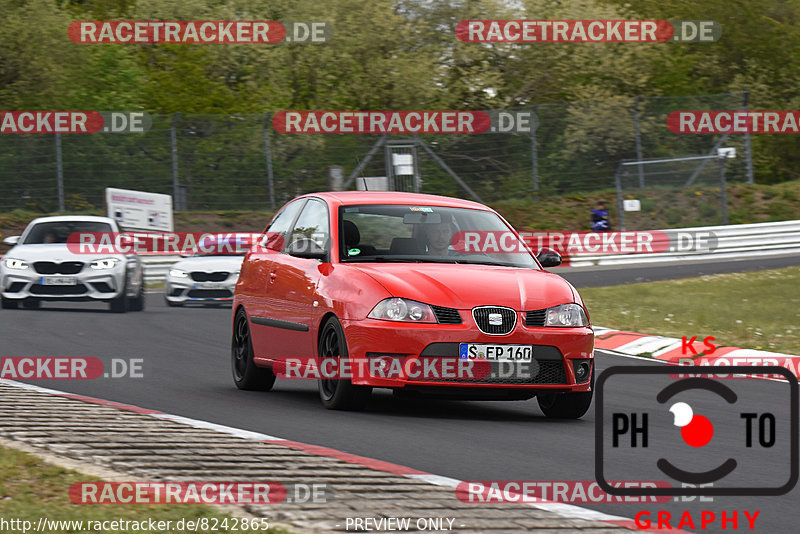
340, 317, 594, 392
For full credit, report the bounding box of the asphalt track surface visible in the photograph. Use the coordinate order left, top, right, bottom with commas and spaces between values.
2, 256, 799, 533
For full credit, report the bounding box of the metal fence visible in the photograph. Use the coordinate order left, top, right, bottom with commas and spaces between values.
0, 92, 753, 224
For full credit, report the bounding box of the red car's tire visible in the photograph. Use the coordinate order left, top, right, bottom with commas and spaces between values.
231, 308, 276, 391
318, 316, 371, 411
537, 367, 594, 419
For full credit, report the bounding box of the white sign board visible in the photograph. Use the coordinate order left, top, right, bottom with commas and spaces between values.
106, 188, 173, 232
623, 199, 642, 212
392, 153, 414, 176
356, 177, 390, 191
392, 153, 413, 166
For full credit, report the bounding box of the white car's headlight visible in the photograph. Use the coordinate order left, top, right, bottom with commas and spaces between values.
545, 303, 589, 327
4, 258, 29, 270
368, 298, 437, 323
169, 269, 189, 278
90, 258, 120, 270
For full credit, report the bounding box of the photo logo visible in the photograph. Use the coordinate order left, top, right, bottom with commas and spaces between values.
596, 366, 798, 496
669, 402, 714, 448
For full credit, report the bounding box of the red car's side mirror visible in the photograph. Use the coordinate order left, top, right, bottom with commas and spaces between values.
537, 247, 562, 267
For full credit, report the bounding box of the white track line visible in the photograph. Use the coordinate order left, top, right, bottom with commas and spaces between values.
0, 378, 637, 526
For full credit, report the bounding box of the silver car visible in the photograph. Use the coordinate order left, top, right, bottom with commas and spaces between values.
0, 215, 144, 312
164, 254, 243, 307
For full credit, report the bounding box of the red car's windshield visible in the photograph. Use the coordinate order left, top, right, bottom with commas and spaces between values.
338, 204, 539, 269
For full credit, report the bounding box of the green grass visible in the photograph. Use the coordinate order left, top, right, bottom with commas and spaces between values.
580, 267, 800, 355
0, 445, 290, 534
493, 179, 800, 232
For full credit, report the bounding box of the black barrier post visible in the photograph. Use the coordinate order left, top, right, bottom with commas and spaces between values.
719, 156, 729, 224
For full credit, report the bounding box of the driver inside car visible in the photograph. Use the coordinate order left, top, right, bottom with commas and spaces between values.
423, 215, 457, 256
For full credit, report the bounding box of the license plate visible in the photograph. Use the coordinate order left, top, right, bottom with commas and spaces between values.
459, 344, 533, 362
40, 276, 77, 285
194, 282, 225, 289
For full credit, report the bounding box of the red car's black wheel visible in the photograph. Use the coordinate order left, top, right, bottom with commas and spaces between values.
318, 316, 371, 410
231, 308, 276, 391
537, 366, 594, 419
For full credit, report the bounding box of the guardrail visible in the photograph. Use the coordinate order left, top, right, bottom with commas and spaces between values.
561, 219, 800, 267
142, 255, 181, 285
127, 220, 800, 281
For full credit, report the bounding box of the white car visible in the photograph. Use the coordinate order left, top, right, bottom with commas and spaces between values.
1, 215, 144, 312
164, 254, 243, 307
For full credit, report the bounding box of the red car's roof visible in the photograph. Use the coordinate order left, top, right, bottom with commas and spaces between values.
302, 191, 490, 210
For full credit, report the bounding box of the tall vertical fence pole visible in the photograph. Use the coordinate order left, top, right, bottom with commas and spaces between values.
719, 156, 729, 224
264, 113, 276, 210
633, 96, 645, 188
615, 165, 625, 231
742, 90, 755, 184
55, 133, 64, 211
531, 105, 539, 193
170, 113, 181, 210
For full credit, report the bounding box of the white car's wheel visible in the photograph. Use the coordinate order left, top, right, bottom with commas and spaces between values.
128, 271, 145, 312
109, 274, 128, 313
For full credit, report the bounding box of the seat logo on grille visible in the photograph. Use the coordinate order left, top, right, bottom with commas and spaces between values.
488, 313, 503, 326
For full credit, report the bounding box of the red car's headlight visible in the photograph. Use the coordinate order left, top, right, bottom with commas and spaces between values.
545, 303, 589, 327
368, 298, 437, 323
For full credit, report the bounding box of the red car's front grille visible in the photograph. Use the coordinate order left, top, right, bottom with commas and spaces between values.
413, 357, 567, 385
431, 305, 462, 324
414, 343, 568, 385
472, 306, 516, 335
525, 309, 547, 327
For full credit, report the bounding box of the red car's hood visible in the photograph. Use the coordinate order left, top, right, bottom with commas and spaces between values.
351, 263, 576, 310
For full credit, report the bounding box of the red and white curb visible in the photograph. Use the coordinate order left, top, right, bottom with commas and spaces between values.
0, 378, 677, 532
594, 326, 800, 379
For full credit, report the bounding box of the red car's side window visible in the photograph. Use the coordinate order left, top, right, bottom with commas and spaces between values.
260, 200, 305, 251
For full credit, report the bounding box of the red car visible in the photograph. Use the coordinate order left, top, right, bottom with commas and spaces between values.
231, 192, 594, 418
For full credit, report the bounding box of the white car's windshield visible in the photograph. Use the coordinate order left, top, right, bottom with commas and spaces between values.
339, 204, 538, 268
23, 221, 113, 245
